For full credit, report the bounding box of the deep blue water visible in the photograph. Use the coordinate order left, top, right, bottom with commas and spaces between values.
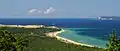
0, 19, 120, 35
0, 18, 120, 48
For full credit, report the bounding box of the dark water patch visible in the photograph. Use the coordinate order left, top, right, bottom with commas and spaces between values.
75, 28, 120, 40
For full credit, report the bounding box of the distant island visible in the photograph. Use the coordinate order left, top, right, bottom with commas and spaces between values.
97, 16, 120, 20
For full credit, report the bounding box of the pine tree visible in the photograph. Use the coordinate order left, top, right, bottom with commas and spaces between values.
106, 30, 120, 51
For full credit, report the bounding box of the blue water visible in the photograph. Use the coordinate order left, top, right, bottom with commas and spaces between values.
58, 28, 108, 48
0, 18, 120, 48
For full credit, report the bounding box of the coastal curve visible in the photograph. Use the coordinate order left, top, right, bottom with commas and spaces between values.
45, 29, 95, 47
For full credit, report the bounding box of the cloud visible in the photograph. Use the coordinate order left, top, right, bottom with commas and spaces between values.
29, 9, 37, 13
44, 7, 55, 14
28, 7, 58, 16
29, 9, 42, 13
28, 9, 42, 16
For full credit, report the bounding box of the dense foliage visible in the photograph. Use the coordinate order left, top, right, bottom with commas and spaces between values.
0, 27, 30, 51
0, 27, 105, 51
106, 30, 120, 51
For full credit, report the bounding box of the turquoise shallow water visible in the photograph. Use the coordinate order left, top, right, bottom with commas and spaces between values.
58, 28, 108, 48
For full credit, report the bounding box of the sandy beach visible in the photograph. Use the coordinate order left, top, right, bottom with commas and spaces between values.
0, 24, 43, 28
0, 24, 57, 29
46, 29, 95, 47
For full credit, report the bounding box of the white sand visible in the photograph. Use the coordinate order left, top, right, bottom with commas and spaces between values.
0, 24, 44, 28
46, 29, 95, 47
0, 24, 59, 29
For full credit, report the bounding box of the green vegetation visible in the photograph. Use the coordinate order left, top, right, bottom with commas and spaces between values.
0, 27, 30, 51
106, 30, 120, 51
0, 27, 105, 51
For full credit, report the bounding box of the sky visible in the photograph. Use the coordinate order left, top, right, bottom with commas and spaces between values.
0, 0, 120, 18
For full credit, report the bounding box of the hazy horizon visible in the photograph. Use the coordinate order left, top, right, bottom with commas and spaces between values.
0, 0, 120, 18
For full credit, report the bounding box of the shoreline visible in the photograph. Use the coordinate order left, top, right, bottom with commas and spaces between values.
0, 24, 58, 29
0, 24, 42, 28
0, 24, 97, 48
46, 29, 95, 47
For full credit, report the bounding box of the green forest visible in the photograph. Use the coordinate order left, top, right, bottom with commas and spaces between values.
0, 27, 120, 51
